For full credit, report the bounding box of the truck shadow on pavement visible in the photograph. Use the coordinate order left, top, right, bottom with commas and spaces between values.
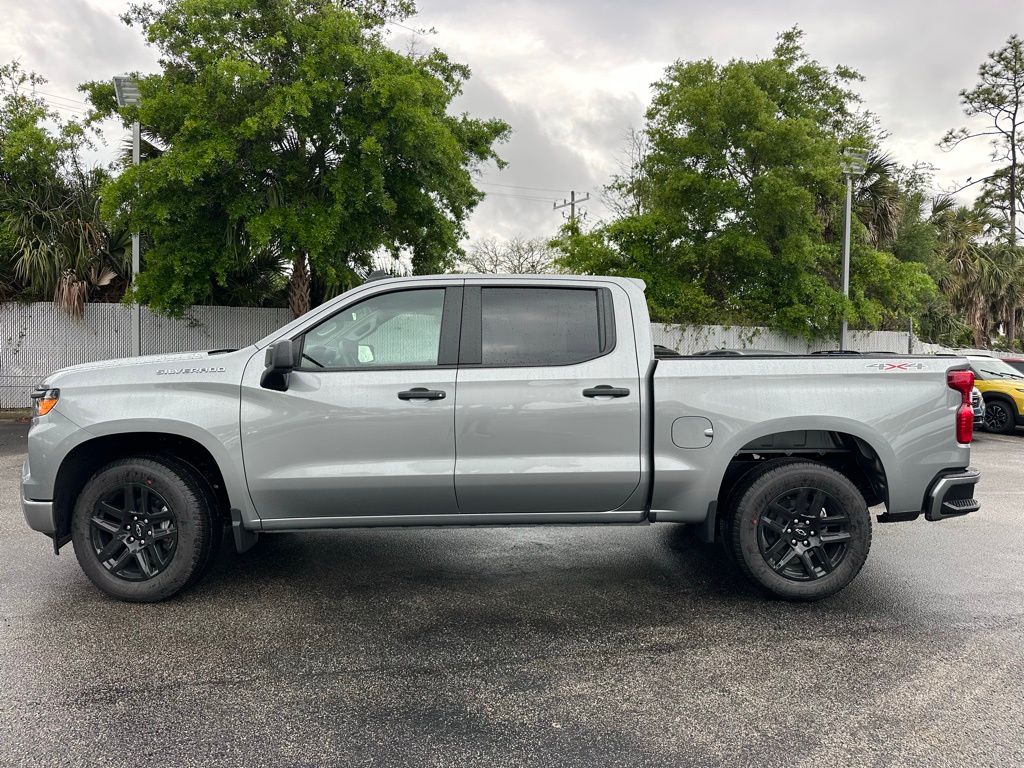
186, 522, 835, 644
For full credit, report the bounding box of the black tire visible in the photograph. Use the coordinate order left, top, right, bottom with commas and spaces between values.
717, 458, 806, 565
983, 397, 1017, 435
71, 456, 216, 602
162, 454, 226, 564
727, 461, 871, 601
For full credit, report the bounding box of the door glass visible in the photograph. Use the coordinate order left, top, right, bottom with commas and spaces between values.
300, 289, 445, 369
480, 287, 601, 366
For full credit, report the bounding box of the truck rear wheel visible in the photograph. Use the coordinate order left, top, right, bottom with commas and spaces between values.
71, 456, 216, 602
726, 461, 871, 601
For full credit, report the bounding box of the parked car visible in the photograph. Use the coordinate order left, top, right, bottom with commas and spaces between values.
22, 275, 980, 602
972, 387, 986, 426
810, 350, 902, 356
1001, 357, 1024, 375
691, 348, 790, 356
966, 355, 1024, 434
653, 344, 683, 358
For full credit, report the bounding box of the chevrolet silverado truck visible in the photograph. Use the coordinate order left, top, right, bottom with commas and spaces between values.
21, 275, 981, 602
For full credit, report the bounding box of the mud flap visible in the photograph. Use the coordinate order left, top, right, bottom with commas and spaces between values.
230, 507, 260, 553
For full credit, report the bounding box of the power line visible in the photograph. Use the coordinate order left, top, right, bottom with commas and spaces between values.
386, 20, 430, 37
40, 100, 87, 116
35, 90, 88, 106
484, 192, 559, 203
477, 180, 572, 194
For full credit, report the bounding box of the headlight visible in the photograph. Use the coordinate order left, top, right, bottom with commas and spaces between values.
31, 388, 60, 417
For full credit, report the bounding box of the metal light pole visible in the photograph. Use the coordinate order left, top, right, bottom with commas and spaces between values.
840, 149, 868, 351
113, 76, 142, 357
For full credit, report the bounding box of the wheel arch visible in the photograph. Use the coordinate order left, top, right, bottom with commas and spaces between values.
981, 391, 1018, 412
699, 427, 889, 543
52, 431, 231, 551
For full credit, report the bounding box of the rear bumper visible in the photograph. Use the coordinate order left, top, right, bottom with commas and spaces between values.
925, 467, 981, 521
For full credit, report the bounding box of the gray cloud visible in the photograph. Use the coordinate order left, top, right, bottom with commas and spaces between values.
3, 0, 1021, 244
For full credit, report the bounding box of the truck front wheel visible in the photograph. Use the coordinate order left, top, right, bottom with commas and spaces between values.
71, 456, 216, 602
726, 461, 871, 601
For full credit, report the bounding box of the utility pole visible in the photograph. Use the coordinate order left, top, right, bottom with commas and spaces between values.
839, 149, 867, 351
840, 173, 852, 351
553, 190, 590, 225
114, 76, 143, 356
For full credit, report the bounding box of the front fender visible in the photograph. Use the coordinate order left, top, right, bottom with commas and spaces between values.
74, 416, 255, 524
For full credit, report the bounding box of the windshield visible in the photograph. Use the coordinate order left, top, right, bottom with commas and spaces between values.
970, 358, 1024, 381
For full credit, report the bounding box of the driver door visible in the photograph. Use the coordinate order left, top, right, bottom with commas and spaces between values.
240, 282, 463, 524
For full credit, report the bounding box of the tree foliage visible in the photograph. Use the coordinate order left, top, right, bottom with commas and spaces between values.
0, 61, 129, 313
552, 29, 937, 338
82, 0, 509, 316
940, 34, 1024, 346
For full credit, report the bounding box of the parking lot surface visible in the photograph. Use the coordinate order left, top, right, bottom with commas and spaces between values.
1, 420, 1022, 768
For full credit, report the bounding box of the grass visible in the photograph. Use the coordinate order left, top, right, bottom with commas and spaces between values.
0, 408, 32, 422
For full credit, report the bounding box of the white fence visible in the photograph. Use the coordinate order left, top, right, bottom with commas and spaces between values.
650, 323, 950, 356
2, 301, 952, 409
2, 303, 292, 408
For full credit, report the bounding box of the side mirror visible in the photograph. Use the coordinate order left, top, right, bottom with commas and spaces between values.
357, 344, 375, 364
261, 339, 297, 391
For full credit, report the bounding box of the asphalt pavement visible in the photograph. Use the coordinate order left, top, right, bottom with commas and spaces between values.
0, 420, 1022, 768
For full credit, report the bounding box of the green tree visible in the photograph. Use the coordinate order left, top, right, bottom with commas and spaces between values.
930, 199, 1002, 346
553, 28, 935, 339
83, 0, 509, 317
0, 61, 129, 313
941, 34, 1024, 346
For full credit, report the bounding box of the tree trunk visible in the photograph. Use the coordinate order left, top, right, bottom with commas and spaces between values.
1010, 117, 1018, 350
288, 252, 310, 318
972, 300, 987, 348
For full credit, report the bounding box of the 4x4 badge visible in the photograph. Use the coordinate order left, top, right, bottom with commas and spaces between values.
865, 362, 926, 371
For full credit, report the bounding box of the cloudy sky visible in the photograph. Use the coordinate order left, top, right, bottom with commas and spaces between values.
3, 0, 1022, 244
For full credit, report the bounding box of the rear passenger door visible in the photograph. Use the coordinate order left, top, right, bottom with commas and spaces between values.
454, 281, 642, 514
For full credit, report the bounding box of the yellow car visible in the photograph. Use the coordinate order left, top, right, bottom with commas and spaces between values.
968, 355, 1024, 434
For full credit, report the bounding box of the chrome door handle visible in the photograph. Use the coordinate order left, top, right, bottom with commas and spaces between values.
582, 385, 630, 398
398, 388, 446, 401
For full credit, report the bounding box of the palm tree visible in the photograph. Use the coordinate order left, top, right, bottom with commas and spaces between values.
854, 151, 903, 249
931, 199, 1002, 346
985, 244, 1024, 349
7, 166, 130, 316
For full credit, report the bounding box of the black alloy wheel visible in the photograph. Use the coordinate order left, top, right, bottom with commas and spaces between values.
756, 486, 851, 581
72, 456, 217, 602
89, 482, 178, 581
726, 460, 871, 600
984, 400, 1015, 434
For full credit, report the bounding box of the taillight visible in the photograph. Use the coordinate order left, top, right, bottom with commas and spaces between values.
956, 404, 973, 444
947, 369, 975, 444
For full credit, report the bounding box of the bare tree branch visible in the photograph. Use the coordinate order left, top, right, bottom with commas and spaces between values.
460, 236, 561, 274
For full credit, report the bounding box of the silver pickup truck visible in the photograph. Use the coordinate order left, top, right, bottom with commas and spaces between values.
21, 275, 981, 602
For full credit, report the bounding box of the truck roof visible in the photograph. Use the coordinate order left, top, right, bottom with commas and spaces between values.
364, 273, 647, 291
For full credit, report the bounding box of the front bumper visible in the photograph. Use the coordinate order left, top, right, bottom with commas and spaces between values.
22, 496, 56, 535
925, 467, 981, 521
22, 460, 56, 534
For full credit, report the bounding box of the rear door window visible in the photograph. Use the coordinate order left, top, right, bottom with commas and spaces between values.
477, 287, 610, 367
